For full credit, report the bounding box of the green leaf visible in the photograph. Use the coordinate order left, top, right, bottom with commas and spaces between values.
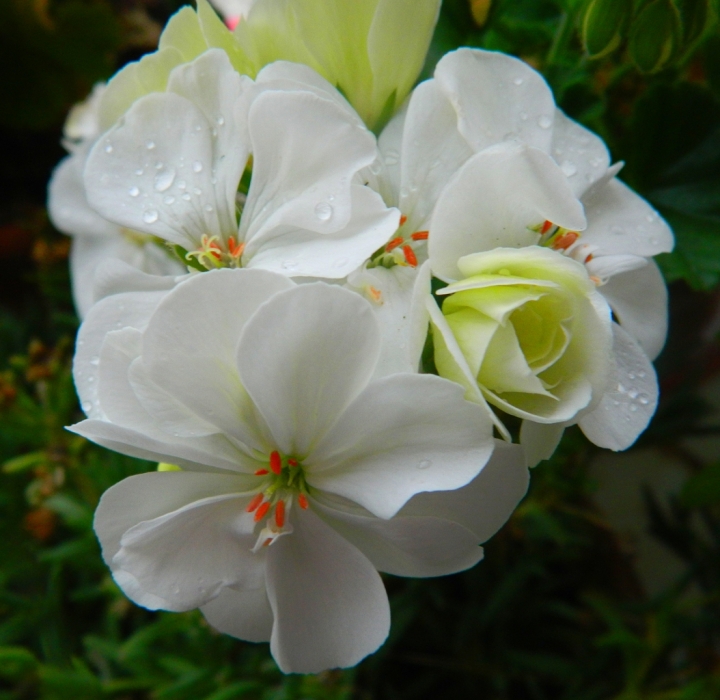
582, 0, 631, 58
681, 462, 720, 507
0, 646, 38, 678
629, 0, 682, 73
675, 0, 712, 49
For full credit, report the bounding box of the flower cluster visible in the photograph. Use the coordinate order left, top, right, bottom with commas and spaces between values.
52, 0, 673, 675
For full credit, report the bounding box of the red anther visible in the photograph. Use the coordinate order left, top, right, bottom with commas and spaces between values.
210, 250, 221, 260
399, 214, 408, 227
585, 253, 594, 263
411, 231, 429, 241
541, 220, 553, 235
288, 458, 299, 467
402, 245, 418, 267
385, 236, 404, 252
246, 493, 264, 513
209, 240, 222, 250
254, 501, 270, 522
298, 493, 309, 510
262, 538, 272, 547
254, 468, 269, 476
552, 231, 579, 251
275, 500, 286, 528
228, 236, 245, 258
269, 450, 282, 475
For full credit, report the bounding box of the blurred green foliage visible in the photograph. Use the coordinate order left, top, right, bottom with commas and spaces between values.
1, 0, 720, 698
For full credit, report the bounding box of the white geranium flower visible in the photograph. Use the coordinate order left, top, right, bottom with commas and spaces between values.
69, 269, 523, 673
48, 88, 184, 318
425, 142, 661, 460
84, 49, 398, 280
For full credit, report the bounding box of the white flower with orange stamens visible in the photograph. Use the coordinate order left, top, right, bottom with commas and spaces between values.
69, 268, 525, 674
83, 49, 399, 282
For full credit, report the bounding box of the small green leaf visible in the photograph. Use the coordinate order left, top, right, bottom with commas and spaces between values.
582, 0, 631, 58
2, 450, 45, 473
629, 0, 682, 73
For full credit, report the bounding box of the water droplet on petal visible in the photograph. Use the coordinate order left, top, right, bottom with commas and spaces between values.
82, 402, 92, 412
128, 186, 140, 197
417, 459, 432, 470
154, 168, 176, 192
89, 356, 99, 366
193, 161, 203, 173
177, 180, 186, 190
104, 144, 113, 153
204, 204, 213, 212
629, 404, 639, 412
538, 115, 553, 129
560, 160, 577, 177
513, 77, 524, 85
135, 168, 144, 176
638, 394, 650, 405
519, 111, 528, 121
143, 209, 159, 224
146, 140, 156, 150
384, 149, 400, 166
193, 187, 202, 196
182, 193, 191, 201
163, 195, 176, 205
217, 116, 225, 126
314, 202, 333, 221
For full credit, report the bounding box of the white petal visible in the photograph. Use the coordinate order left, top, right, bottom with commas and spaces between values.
85, 91, 238, 249
579, 323, 658, 450
94, 470, 256, 565
307, 374, 494, 519
520, 421, 566, 467
236, 284, 380, 456
246, 184, 399, 279
581, 178, 674, 257
48, 151, 120, 239
429, 143, 586, 282
313, 495, 483, 577
550, 110, 610, 197
142, 269, 293, 450
240, 89, 383, 262
114, 492, 263, 611
74, 289, 170, 419
400, 440, 529, 542
434, 48, 556, 154
397, 78, 473, 230
200, 585, 272, 643
266, 507, 390, 674
372, 101, 406, 205
345, 262, 430, 378
600, 260, 668, 360
92, 258, 184, 304
586, 254, 648, 279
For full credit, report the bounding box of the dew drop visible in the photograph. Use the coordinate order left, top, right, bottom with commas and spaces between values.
193, 187, 202, 196
384, 150, 400, 166
193, 161, 203, 173
89, 356, 100, 366
638, 394, 650, 405
182, 193, 191, 201
649, 237, 658, 246
163, 195, 176, 205
217, 116, 225, 126
104, 144, 113, 153
638, 371, 646, 379
417, 459, 432, 470
154, 168, 176, 192
560, 160, 577, 177
513, 77, 524, 86
204, 204, 214, 212
519, 111, 528, 121
87, 376, 95, 383
629, 404, 639, 412
628, 372, 636, 380
177, 180, 187, 190
146, 140, 156, 150
143, 209, 159, 224
155, 161, 163, 170
128, 186, 140, 197
628, 388, 639, 400
134, 168, 144, 176
314, 202, 333, 221
538, 115, 553, 129
82, 401, 92, 412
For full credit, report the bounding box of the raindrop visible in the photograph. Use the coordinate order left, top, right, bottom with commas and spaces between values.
143, 209, 159, 224
155, 161, 163, 170
513, 77, 524, 86
135, 168, 144, 176
182, 193, 191, 201
538, 115, 553, 129
314, 202, 333, 221
193, 161, 203, 173
163, 195, 176, 205
146, 140, 156, 150
193, 187, 202, 196
87, 376, 95, 383
417, 459, 432, 470
90, 356, 99, 366
628, 388, 639, 400
628, 372, 636, 380
194, 124, 202, 132
646, 213, 656, 223
649, 237, 658, 246
204, 204, 214, 212
177, 180, 187, 190
638, 394, 650, 405
519, 111, 528, 121
104, 144, 113, 153
384, 150, 400, 166
560, 160, 577, 177
154, 168, 176, 192
128, 186, 140, 197
217, 116, 225, 126
82, 402, 92, 412
637, 371, 646, 379
629, 404, 639, 412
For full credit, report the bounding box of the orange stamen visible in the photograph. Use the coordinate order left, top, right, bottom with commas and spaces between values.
288, 458, 298, 468
541, 220, 553, 235
275, 500, 286, 528
298, 493, 309, 510
246, 493, 264, 513
269, 450, 282, 475
399, 214, 408, 227
367, 286, 383, 304
385, 236, 404, 252
254, 501, 270, 522
552, 231, 579, 251
585, 253, 594, 263
254, 468, 269, 476
402, 245, 418, 267
411, 231, 429, 241
228, 236, 245, 258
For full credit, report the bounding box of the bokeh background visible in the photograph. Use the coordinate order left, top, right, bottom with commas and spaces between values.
1, 0, 720, 698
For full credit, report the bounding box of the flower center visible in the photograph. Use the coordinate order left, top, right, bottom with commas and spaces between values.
368, 214, 428, 270
533, 220, 601, 285
185, 235, 245, 270
245, 450, 310, 551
